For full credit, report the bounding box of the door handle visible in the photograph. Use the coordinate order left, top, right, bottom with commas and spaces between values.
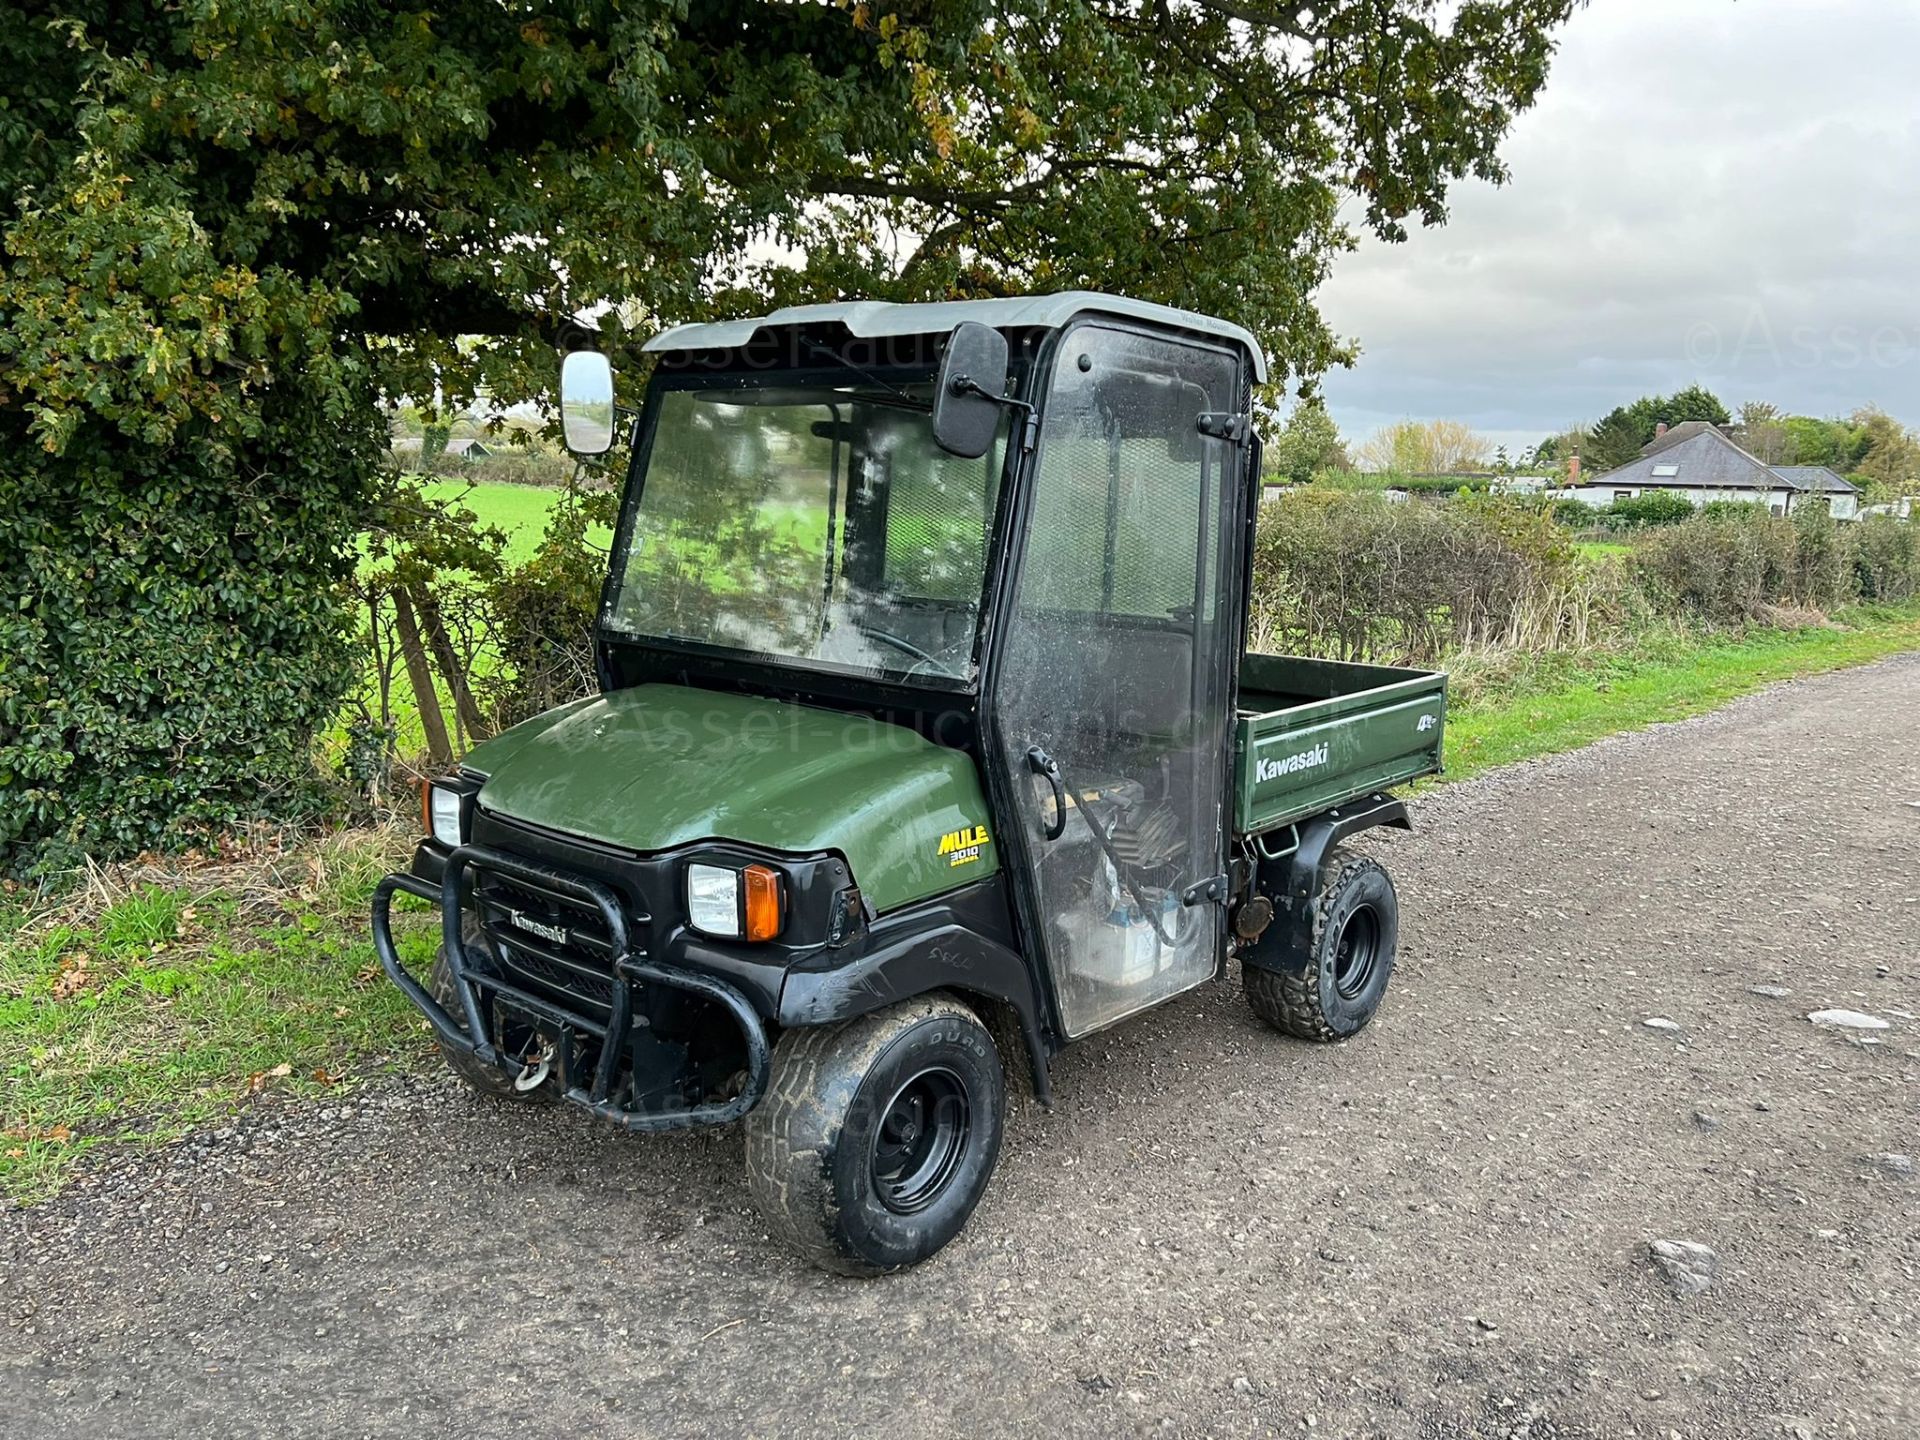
1026, 747, 1067, 841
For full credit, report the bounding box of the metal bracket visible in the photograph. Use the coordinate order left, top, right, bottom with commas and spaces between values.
1181, 872, 1230, 907
1196, 412, 1249, 444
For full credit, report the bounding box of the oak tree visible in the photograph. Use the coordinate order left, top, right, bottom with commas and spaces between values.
1, 0, 1580, 868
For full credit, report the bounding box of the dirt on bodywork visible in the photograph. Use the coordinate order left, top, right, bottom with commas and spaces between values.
4, 656, 1918, 1439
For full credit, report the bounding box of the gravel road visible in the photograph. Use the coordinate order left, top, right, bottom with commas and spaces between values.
5, 656, 1918, 1439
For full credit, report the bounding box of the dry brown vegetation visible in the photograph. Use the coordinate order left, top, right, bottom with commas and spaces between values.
1250, 490, 1918, 674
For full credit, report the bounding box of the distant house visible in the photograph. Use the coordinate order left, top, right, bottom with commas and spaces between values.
1489, 474, 1554, 496
1557, 423, 1860, 519
389, 436, 496, 460
1771, 466, 1861, 520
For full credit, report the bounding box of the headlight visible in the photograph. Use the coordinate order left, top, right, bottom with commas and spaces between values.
686, 864, 740, 936
686, 861, 784, 942
423, 781, 466, 848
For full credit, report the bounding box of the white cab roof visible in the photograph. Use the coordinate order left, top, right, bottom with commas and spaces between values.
641, 290, 1268, 382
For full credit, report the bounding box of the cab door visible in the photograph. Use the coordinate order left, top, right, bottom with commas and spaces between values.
987, 324, 1243, 1038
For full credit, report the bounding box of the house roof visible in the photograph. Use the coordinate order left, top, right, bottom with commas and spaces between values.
1641, 420, 1722, 457
1769, 465, 1858, 495
388, 436, 493, 457
641, 290, 1270, 381
1591, 427, 1787, 491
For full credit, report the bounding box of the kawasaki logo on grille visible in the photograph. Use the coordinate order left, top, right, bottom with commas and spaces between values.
507, 909, 570, 946
1255, 742, 1329, 784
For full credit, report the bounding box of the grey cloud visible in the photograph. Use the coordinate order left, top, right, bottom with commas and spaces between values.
1314, 0, 1920, 455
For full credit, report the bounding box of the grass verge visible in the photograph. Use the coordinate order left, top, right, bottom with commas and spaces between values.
6, 601, 1918, 1202
0, 830, 439, 1201
1440, 601, 1920, 781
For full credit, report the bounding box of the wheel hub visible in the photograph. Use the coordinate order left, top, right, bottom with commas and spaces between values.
1332, 904, 1382, 1000
870, 1067, 970, 1216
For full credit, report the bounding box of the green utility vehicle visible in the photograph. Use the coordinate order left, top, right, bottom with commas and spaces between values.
373, 293, 1445, 1274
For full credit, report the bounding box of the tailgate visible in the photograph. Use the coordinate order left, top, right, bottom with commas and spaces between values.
1233, 655, 1447, 835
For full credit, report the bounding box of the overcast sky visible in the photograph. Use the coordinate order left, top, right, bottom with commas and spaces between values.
1313, 0, 1920, 458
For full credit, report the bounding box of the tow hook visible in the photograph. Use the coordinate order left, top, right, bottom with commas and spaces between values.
513, 1041, 555, 1092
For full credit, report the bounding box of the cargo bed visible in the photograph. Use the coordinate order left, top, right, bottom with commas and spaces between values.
1233, 654, 1447, 836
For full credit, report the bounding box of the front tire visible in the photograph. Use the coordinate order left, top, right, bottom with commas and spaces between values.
745, 994, 1005, 1276
1245, 852, 1398, 1041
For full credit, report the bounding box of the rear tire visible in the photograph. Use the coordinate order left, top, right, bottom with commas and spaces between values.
1245, 852, 1398, 1042
745, 994, 1005, 1276
428, 919, 558, 1104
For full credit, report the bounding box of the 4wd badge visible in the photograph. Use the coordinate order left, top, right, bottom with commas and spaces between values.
937, 824, 991, 868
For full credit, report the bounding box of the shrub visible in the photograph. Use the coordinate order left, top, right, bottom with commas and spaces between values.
1631, 506, 1914, 622
482, 489, 615, 724
1634, 509, 1797, 623
347, 478, 511, 773
1250, 490, 1589, 663
432, 448, 578, 490
1852, 514, 1919, 602
342, 479, 616, 779
1252, 491, 1919, 672
1550, 497, 1600, 528
1, 391, 384, 875
1788, 505, 1851, 611
1604, 491, 1694, 529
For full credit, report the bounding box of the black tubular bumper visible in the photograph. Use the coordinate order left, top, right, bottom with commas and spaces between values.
370, 844, 770, 1133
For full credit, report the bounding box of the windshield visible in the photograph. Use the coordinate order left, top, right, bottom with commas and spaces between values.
604, 377, 1008, 685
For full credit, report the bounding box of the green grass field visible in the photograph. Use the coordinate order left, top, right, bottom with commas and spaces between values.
416, 477, 611, 564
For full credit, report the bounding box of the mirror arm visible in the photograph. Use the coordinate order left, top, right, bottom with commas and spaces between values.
950, 375, 1025, 411
949, 376, 1038, 452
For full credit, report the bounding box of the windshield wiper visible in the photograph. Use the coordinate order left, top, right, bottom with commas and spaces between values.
796, 338, 931, 413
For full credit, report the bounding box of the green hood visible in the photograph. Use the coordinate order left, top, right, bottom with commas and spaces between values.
462, 685, 997, 912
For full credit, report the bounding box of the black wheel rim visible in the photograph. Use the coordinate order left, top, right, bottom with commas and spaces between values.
870, 1067, 971, 1215
1332, 905, 1382, 1000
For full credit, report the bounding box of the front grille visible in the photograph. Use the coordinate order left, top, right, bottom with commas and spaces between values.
498, 944, 617, 1012
469, 868, 637, 1020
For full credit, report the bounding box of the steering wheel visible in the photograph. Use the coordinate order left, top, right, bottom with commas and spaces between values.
854, 623, 961, 680
856, 624, 939, 666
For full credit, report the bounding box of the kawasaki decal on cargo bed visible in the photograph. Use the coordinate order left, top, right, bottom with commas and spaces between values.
1255, 742, 1329, 784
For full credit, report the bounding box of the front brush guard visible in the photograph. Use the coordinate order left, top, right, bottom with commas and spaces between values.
371, 844, 769, 1132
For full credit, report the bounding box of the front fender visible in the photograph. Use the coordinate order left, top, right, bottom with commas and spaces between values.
777, 892, 1053, 1104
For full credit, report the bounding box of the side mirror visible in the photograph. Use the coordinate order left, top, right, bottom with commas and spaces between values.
931, 321, 1009, 459
559, 351, 617, 455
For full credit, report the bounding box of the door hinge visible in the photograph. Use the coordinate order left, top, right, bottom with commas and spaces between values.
1181, 873, 1230, 907
1195, 412, 1249, 445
